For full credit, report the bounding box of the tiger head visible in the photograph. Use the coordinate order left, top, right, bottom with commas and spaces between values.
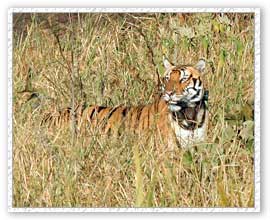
161, 58, 206, 112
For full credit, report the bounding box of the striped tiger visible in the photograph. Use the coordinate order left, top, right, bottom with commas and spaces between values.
41, 58, 209, 149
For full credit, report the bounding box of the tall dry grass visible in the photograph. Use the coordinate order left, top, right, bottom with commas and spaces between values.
12, 13, 254, 208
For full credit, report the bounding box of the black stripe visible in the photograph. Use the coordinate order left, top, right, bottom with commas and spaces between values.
122, 107, 129, 117
97, 106, 107, 113
197, 78, 202, 87
182, 74, 192, 82
89, 108, 96, 120
137, 106, 143, 120
89, 106, 106, 120
189, 88, 202, 102
136, 106, 144, 124
45, 115, 52, 125
195, 88, 201, 97
192, 78, 197, 85
107, 107, 119, 119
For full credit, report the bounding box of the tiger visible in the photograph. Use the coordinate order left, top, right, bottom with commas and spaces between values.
41, 58, 209, 149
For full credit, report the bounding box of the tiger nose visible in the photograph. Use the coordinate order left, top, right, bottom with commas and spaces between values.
166, 91, 174, 96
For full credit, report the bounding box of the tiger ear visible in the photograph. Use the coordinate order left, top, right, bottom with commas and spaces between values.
195, 59, 206, 73
163, 57, 173, 70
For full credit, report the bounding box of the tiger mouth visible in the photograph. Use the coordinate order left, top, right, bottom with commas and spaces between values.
168, 97, 187, 105
168, 98, 196, 109
168, 100, 178, 105
168, 103, 182, 112
163, 94, 183, 102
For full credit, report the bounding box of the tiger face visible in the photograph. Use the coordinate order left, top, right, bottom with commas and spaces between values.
161, 58, 206, 112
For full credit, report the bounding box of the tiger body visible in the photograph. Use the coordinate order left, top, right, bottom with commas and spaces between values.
78, 100, 169, 135
42, 58, 209, 149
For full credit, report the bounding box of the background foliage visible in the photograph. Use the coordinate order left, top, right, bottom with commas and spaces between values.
13, 13, 254, 207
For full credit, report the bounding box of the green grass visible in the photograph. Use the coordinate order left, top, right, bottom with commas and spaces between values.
12, 13, 254, 208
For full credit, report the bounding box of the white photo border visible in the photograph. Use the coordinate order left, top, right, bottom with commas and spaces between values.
7, 7, 260, 213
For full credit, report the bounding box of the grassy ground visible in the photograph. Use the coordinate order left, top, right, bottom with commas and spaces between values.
12, 13, 255, 208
